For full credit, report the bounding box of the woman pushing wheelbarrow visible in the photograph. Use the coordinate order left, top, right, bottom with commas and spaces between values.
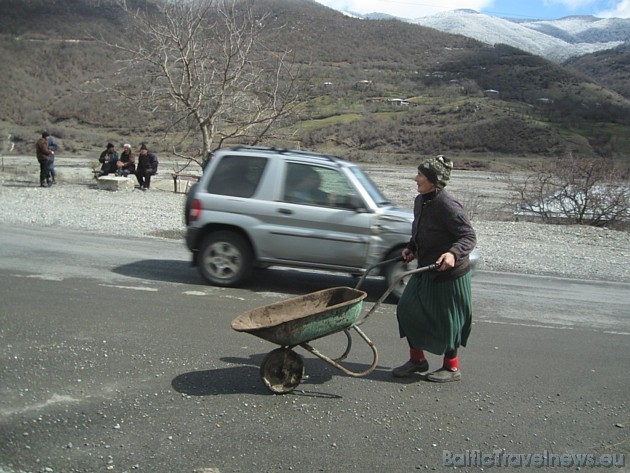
231, 155, 476, 392
393, 155, 477, 383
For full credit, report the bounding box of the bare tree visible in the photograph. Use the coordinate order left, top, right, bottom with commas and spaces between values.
107, 0, 300, 167
511, 155, 630, 227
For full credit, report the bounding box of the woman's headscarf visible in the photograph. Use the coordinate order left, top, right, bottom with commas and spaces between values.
418, 155, 453, 189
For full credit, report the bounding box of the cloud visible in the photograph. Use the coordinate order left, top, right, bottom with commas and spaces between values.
544, 0, 630, 17
314, 0, 494, 19
596, 0, 630, 17
543, 0, 597, 8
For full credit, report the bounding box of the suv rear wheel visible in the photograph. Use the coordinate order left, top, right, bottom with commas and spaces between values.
198, 231, 253, 286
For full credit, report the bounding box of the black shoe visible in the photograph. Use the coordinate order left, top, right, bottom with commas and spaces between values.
40, 183, 48, 188
392, 359, 429, 378
426, 367, 461, 383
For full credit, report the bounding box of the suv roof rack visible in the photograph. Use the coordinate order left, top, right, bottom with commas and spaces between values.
226, 145, 343, 164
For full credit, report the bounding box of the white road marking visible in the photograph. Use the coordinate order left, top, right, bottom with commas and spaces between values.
99, 284, 158, 291
14, 273, 64, 281
0, 394, 81, 417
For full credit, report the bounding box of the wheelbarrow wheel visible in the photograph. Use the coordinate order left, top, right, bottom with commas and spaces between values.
260, 348, 304, 394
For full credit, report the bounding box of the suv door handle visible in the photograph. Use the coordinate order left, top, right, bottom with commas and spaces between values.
278, 208, 294, 215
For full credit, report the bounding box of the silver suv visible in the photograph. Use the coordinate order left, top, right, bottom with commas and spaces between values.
185, 146, 475, 299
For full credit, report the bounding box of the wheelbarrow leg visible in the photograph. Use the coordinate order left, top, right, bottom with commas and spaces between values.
300, 325, 379, 378
332, 329, 353, 363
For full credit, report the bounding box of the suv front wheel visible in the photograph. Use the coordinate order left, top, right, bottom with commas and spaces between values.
198, 231, 253, 287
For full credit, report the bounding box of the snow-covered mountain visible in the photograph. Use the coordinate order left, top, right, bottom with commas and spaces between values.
517, 15, 630, 43
407, 10, 629, 63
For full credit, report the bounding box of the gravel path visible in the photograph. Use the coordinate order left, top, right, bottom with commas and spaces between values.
1, 162, 628, 284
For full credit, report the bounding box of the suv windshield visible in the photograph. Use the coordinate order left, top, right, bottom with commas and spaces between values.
348, 166, 391, 206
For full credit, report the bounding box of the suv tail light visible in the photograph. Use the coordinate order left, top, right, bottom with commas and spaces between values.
190, 198, 202, 222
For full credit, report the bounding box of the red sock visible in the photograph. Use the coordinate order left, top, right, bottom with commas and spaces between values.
410, 348, 426, 362
443, 356, 459, 371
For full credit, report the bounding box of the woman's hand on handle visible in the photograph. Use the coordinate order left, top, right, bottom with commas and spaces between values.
401, 248, 415, 264
436, 252, 455, 271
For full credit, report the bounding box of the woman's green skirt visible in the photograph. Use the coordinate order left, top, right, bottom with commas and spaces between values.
396, 272, 472, 355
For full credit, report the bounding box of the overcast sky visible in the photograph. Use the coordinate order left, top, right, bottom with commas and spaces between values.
313, 0, 630, 19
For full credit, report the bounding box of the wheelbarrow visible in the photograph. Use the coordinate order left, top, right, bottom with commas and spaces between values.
230, 259, 439, 393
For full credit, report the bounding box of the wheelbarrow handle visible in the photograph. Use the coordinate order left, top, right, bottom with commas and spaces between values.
357, 262, 439, 325
354, 256, 440, 291
354, 255, 404, 290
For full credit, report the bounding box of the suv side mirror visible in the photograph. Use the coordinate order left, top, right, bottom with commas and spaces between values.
335, 194, 365, 212
344, 194, 366, 211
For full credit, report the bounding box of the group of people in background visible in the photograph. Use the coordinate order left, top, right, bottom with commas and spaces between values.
98, 142, 159, 191
35, 131, 159, 191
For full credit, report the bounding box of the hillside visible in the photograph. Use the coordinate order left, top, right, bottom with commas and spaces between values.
565, 43, 630, 100
0, 0, 629, 168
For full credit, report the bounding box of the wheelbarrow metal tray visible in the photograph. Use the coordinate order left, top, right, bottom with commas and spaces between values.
231, 287, 367, 346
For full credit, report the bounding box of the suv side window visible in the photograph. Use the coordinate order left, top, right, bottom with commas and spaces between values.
207, 155, 267, 197
283, 163, 357, 208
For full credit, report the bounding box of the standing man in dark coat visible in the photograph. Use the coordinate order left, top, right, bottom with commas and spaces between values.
35, 131, 54, 187
135, 143, 158, 191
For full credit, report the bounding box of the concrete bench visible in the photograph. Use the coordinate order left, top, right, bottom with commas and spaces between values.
172, 172, 200, 193
96, 175, 135, 192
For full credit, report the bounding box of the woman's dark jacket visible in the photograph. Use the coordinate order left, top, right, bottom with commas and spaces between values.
407, 190, 477, 282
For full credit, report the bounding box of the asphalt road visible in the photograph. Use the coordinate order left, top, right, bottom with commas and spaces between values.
0, 224, 628, 473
